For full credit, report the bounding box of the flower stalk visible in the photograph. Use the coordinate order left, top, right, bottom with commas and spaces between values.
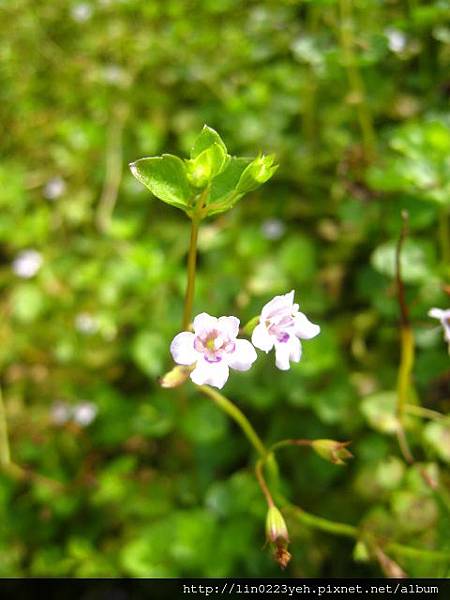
182, 216, 200, 331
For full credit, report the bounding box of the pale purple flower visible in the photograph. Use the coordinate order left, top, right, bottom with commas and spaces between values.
73, 402, 98, 426
261, 218, 285, 240
50, 401, 72, 426
43, 176, 66, 200
252, 290, 320, 370
75, 312, 99, 335
170, 313, 257, 389
428, 308, 450, 346
12, 250, 43, 278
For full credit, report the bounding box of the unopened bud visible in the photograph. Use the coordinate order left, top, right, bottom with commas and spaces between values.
159, 365, 191, 388
266, 505, 289, 544
236, 154, 278, 193
311, 439, 353, 465
265, 505, 291, 568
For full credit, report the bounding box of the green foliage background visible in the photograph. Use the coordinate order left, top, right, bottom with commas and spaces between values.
0, 0, 449, 577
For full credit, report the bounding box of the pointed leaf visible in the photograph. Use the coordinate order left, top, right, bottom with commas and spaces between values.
207, 157, 252, 215
191, 125, 227, 159
129, 154, 192, 210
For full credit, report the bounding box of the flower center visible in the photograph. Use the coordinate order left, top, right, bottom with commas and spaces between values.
194, 330, 235, 363
266, 313, 295, 342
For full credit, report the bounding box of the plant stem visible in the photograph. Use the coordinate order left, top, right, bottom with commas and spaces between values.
338, 0, 376, 160
395, 212, 415, 463
405, 404, 450, 423
197, 385, 267, 458
0, 385, 11, 466
201, 385, 449, 563
182, 217, 200, 330
256, 458, 274, 507
285, 504, 450, 561
96, 104, 128, 233
438, 206, 450, 267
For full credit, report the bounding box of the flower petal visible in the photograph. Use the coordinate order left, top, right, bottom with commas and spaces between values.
274, 336, 301, 370
294, 312, 320, 339
428, 308, 445, 320
190, 358, 229, 389
218, 315, 240, 340
261, 290, 295, 320
193, 312, 218, 335
170, 332, 198, 365
252, 323, 274, 352
228, 339, 257, 371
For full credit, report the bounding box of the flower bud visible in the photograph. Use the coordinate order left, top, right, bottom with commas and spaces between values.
265, 505, 291, 570
311, 439, 353, 465
159, 365, 191, 388
236, 154, 278, 193
266, 505, 289, 544
186, 143, 228, 188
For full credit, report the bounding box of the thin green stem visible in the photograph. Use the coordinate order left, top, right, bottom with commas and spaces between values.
0, 385, 11, 466
338, 0, 376, 160
395, 212, 415, 464
285, 504, 450, 561
197, 385, 267, 458
438, 206, 450, 266
182, 217, 200, 331
405, 404, 450, 423
255, 458, 274, 507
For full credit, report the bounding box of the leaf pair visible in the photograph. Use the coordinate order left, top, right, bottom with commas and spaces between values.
129, 125, 278, 219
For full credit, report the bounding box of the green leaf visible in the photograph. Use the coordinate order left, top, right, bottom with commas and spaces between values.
206, 157, 251, 215
361, 391, 399, 434
371, 238, 435, 284
190, 125, 227, 159
129, 154, 192, 210
186, 142, 228, 188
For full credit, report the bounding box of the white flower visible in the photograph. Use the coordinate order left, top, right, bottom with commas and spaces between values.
12, 250, 43, 278
73, 402, 98, 426
170, 313, 257, 389
261, 218, 285, 240
428, 308, 450, 346
71, 3, 92, 22
251, 290, 320, 370
50, 401, 72, 426
385, 28, 407, 53
75, 312, 99, 335
43, 176, 66, 200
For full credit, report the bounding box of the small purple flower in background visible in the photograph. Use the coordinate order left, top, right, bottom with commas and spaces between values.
43, 176, 66, 201
75, 313, 99, 335
261, 218, 285, 241
428, 308, 450, 348
252, 290, 320, 370
12, 250, 43, 279
170, 313, 257, 389
50, 401, 72, 426
73, 402, 98, 427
